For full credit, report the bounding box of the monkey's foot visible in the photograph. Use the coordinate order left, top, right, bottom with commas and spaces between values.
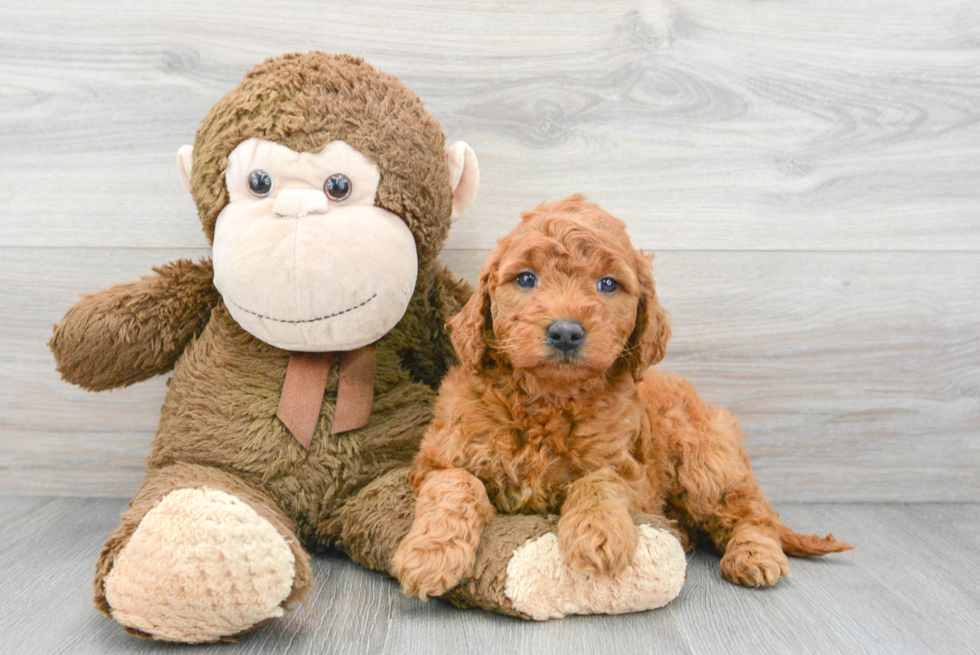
504, 524, 686, 620
103, 487, 297, 643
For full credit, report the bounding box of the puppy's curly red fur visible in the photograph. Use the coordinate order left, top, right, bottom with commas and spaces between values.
392, 195, 852, 599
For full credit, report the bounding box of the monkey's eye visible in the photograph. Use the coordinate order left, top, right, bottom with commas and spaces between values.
247, 170, 273, 197
597, 277, 619, 294
515, 272, 538, 289
324, 173, 352, 201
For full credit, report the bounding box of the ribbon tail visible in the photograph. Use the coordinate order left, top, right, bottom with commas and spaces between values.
277, 352, 334, 450
331, 344, 376, 434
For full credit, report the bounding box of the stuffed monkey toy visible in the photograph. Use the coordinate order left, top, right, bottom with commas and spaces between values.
49, 52, 687, 643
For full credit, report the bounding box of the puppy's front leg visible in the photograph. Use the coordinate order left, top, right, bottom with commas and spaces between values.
392, 468, 496, 600
557, 468, 639, 577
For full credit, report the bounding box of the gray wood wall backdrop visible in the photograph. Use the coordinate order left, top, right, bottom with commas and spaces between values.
0, 0, 977, 501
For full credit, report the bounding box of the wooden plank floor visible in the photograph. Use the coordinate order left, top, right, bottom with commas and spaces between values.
1, 497, 977, 654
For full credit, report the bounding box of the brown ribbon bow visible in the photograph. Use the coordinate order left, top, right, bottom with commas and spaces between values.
276, 345, 376, 450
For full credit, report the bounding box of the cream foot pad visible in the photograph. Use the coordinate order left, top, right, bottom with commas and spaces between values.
103, 487, 296, 642
504, 525, 687, 620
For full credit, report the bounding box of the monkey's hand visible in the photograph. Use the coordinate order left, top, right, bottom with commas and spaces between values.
49, 258, 218, 391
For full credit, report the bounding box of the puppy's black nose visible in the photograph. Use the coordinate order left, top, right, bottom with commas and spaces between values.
546, 320, 585, 353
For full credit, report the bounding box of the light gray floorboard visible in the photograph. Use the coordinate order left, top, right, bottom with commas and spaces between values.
0, 497, 977, 655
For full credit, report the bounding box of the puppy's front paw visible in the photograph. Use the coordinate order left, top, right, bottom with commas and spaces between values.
720, 533, 790, 587
392, 534, 476, 600
557, 508, 639, 577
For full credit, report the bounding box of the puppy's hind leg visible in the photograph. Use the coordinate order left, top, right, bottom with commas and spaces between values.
392, 468, 496, 600
668, 399, 854, 586
667, 400, 829, 587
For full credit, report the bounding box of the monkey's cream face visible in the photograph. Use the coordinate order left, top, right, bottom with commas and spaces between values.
212, 138, 418, 352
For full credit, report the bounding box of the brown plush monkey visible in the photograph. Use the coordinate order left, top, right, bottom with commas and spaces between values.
49, 52, 685, 643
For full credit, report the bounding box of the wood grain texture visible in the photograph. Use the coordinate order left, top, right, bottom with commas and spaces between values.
0, 497, 977, 654
1, 247, 976, 500
0, 1, 977, 501
0, 0, 978, 250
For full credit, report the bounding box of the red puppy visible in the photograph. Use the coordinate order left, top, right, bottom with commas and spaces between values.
393, 195, 851, 599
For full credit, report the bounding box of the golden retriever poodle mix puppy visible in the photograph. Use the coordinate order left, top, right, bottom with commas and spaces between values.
393, 195, 851, 600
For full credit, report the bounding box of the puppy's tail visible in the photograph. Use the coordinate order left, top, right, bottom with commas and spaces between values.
777, 521, 854, 557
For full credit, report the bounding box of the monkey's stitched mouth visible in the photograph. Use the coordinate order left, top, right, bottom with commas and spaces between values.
228, 293, 378, 324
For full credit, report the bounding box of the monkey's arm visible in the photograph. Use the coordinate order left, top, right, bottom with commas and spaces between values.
394, 261, 473, 389
49, 258, 219, 391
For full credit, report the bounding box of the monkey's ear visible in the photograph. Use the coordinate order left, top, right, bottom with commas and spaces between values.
176, 145, 194, 193
446, 141, 479, 221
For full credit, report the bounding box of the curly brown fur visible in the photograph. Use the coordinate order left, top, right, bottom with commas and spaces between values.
391, 468, 496, 600
394, 195, 852, 597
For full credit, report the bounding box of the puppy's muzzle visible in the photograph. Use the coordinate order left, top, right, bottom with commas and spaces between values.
546, 320, 585, 354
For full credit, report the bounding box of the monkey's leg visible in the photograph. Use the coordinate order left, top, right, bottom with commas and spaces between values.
336, 468, 686, 620
95, 462, 312, 643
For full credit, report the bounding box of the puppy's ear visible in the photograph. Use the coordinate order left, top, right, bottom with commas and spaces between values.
448, 252, 498, 372
620, 251, 671, 380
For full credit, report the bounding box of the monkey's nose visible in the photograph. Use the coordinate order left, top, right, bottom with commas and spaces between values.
273, 189, 330, 217
546, 320, 586, 354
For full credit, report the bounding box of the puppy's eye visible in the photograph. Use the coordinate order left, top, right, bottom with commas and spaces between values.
324, 173, 352, 201
248, 170, 273, 197
597, 277, 619, 294
515, 272, 538, 289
